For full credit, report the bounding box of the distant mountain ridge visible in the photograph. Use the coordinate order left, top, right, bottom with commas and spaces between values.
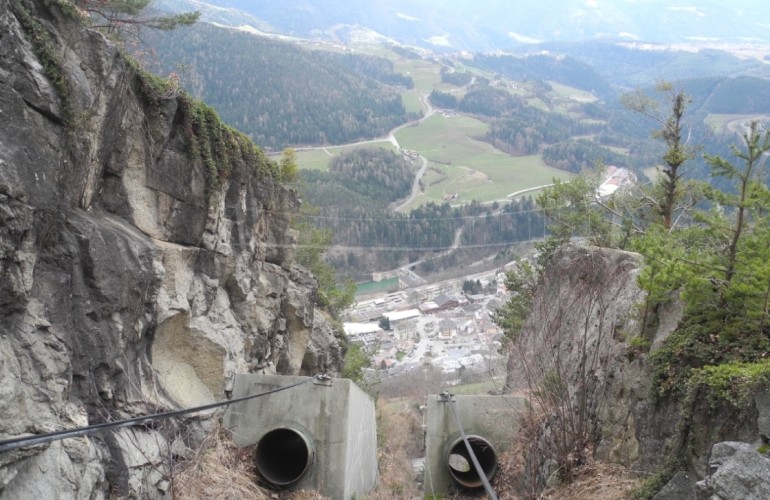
158, 0, 770, 51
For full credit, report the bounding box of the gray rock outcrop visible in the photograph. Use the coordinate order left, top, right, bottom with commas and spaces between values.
653, 471, 696, 500
506, 245, 770, 494
696, 442, 770, 500
0, 0, 343, 497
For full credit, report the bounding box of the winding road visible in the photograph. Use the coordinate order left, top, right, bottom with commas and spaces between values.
299, 93, 437, 212
506, 184, 555, 200
388, 93, 436, 212
390, 155, 428, 212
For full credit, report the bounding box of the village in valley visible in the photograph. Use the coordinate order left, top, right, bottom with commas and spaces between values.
343, 264, 512, 382
341, 165, 636, 383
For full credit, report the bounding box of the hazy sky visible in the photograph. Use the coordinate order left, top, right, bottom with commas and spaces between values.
181, 0, 770, 47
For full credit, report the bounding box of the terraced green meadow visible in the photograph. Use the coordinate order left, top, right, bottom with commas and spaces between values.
282, 46, 574, 208
286, 112, 569, 206
278, 141, 398, 170
395, 114, 569, 207
392, 58, 442, 94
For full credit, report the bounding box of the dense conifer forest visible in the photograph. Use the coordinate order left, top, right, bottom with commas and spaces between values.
143, 24, 416, 150
297, 148, 542, 279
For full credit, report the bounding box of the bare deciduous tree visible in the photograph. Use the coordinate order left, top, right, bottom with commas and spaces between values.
506, 249, 637, 495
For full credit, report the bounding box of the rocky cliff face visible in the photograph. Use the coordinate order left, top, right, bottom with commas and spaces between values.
0, 1, 343, 497
506, 245, 770, 494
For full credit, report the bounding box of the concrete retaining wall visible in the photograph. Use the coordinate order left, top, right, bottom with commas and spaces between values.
424, 394, 526, 495
224, 374, 377, 499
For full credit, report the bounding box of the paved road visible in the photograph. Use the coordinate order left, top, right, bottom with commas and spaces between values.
296, 94, 437, 212
391, 154, 428, 212
507, 183, 554, 199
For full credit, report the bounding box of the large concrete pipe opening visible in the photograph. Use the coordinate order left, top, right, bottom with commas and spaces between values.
255, 428, 314, 486
446, 435, 498, 489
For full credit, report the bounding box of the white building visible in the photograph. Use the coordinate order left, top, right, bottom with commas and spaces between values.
343, 322, 381, 338
382, 309, 422, 323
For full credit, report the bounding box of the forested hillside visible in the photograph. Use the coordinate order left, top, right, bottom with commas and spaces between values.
298, 148, 542, 278
138, 11, 770, 284
470, 53, 614, 97
685, 75, 770, 114
141, 24, 416, 150
529, 41, 770, 86
428, 73, 763, 178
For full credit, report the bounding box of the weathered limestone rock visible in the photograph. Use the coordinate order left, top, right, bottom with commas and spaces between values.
505, 245, 768, 495
302, 310, 345, 375
105, 428, 172, 498
696, 442, 770, 500
505, 245, 649, 490
653, 471, 696, 500
0, 0, 343, 497
756, 387, 770, 440
0, 440, 107, 500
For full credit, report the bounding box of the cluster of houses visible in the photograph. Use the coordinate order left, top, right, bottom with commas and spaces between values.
343, 274, 510, 374
597, 166, 636, 198
400, 149, 420, 161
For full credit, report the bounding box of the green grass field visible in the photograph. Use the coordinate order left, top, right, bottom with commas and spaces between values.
393, 59, 442, 94
277, 141, 398, 171
704, 113, 764, 135
605, 145, 631, 155
395, 114, 489, 160
450, 378, 506, 395
400, 90, 424, 114
394, 114, 569, 208
548, 81, 598, 102
528, 97, 549, 111
407, 155, 564, 208
271, 55, 574, 208
704, 113, 741, 133
703, 113, 770, 135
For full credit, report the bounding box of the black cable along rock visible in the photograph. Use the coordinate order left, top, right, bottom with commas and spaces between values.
0, 375, 326, 453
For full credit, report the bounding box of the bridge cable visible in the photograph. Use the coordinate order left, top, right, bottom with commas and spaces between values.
0, 374, 322, 454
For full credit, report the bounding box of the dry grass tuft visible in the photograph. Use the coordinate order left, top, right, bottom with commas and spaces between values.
538, 462, 641, 500
283, 491, 329, 500
492, 399, 640, 500
172, 427, 271, 500
496, 445, 640, 500
493, 399, 546, 499
365, 398, 423, 500
495, 436, 528, 499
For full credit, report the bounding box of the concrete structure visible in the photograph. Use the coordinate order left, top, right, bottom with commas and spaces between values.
382, 308, 421, 322
424, 394, 526, 496
419, 300, 440, 314
343, 322, 382, 337
224, 374, 377, 499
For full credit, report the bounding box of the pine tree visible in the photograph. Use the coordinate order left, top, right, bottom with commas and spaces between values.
75, 0, 199, 37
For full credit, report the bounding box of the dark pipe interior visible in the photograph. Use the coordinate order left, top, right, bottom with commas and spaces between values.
447, 435, 498, 489
255, 428, 313, 486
